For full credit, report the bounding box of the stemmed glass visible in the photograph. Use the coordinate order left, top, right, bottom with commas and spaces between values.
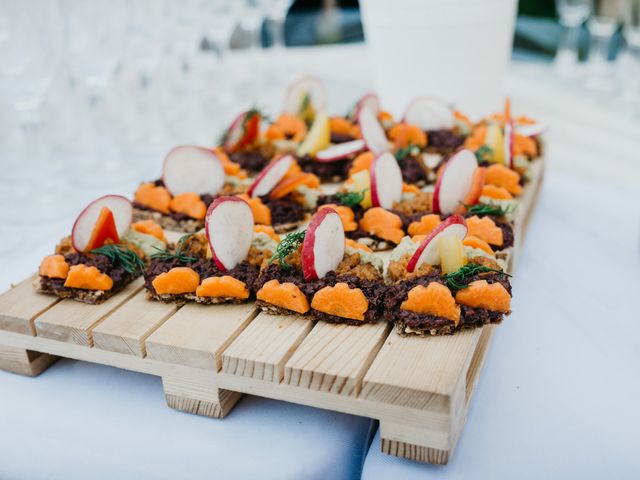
555, 0, 591, 76
620, 0, 640, 113
586, 0, 623, 92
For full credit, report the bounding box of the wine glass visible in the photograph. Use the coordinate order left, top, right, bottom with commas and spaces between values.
619, 0, 640, 113
555, 0, 591, 76
586, 0, 623, 92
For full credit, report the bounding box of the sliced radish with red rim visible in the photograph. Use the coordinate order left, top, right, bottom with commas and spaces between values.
516, 123, 547, 138
248, 154, 295, 198
354, 93, 380, 117
72, 195, 133, 252
358, 105, 389, 155
284, 75, 326, 115
407, 215, 467, 272
432, 149, 478, 215
223, 111, 260, 152
403, 97, 455, 131
301, 208, 345, 280
315, 139, 366, 162
162, 146, 226, 196
504, 121, 515, 169
205, 196, 254, 271
370, 151, 403, 209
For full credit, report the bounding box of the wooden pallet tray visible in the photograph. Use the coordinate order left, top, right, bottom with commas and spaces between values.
0, 162, 543, 465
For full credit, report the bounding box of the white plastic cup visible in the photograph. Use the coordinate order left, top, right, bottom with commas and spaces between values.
360, 0, 517, 118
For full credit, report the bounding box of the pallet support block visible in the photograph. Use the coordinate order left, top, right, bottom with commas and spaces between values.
162, 373, 241, 418
0, 345, 57, 377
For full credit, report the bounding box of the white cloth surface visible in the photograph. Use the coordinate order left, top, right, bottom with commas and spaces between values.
0, 358, 374, 480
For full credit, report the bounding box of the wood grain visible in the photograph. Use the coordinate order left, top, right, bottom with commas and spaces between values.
284, 320, 390, 395
0, 345, 57, 377
34, 279, 144, 346
222, 312, 313, 382
0, 276, 60, 335
93, 292, 178, 357
145, 302, 257, 370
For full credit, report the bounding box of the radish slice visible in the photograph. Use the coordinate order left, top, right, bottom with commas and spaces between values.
407, 215, 467, 272
432, 149, 478, 215
516, 123, 547, 137
301, 208, 345, 280
504, 121, 514, 169
248, 154, 295, 198
316, 139, 366, 162
162, 146, 225, 196
358, 105, 389, 155
72, 195, 133, 252
205, 196, 254, 271
403, 97, 455, 130
223, 111, 260, 151
284, 75, 326, 115
370, 152, 403, 209
354, 93, 380, 117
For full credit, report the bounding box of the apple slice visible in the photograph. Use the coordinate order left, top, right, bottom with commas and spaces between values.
358, 105, 389, 155
223, 110, 261, 152
407, 215, 467, 272
162, 146, 226, 196
72, 195, 133, 252
284, 75, 326, 116
315, 139, 366, 162
370, 151, 403, 209
301, 207, 345, 280
354, 93, 380, 117
432, 149, 478, 215
504, 120, 514, 169
403, 97, 455, 131
248, 154, 295, 198
205, 196, 254, 271
516, 122, 547, 137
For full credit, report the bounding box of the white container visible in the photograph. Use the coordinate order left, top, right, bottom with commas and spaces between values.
360, 0, 517, 118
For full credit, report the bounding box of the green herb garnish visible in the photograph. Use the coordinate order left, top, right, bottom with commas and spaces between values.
298, 93, 311, 117
90, 244, 145, 275
268, 230, 306, 270
444, 264, 510, 291
463, 202, 517, 217
335, 189, 368, 208
151, 234, 198, 265
395, 144, 417, 161
474, 145, 493, 163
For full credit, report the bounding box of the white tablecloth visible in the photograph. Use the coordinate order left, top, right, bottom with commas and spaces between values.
1, 45, 639, 479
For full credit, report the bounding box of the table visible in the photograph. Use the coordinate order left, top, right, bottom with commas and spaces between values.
1, 45, 639, 479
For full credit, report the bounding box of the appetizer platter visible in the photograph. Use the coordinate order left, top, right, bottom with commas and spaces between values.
0, 76, 544, 465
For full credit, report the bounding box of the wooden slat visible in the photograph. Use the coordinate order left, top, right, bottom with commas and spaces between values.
92, 292, 178, 357
145, 302, 257, 370
284, 320, 390, 396
361, 328, 483, 412
34, 279, 144, 346
0, 277, 60, 335
222, 312, 313, 382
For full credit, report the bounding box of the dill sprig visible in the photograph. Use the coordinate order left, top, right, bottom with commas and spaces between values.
90, 244, 145, 275
444, 264, 510, 291
463, 202, 518, 217
269, 230, 306, 270
335, 189, 368, 208
151, 234, 198, 264
395, 144, 418, 161
474, 145, 493, 163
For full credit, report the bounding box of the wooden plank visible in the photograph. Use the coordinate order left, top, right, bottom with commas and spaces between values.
284, 320, 390, 396
34, 278, 144, 346
0, 345, 57, 377
222, 312, 313, 382
92, 292, 178, 357
361, 328, 482, 412
0, 276, 60, 335
145, 302, 257, 370
162, 373, 242, 418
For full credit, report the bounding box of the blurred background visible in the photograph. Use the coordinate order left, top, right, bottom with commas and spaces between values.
0, 0, 638, 260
